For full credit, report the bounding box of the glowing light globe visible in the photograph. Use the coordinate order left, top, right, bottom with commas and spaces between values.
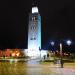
32, 7, 38, 13
50, 41, 55, 46
66, 40, 72, 46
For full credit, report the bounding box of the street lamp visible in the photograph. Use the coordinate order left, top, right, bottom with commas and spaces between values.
50, 41, 55, 62
66, 40, 72, 46
66, 40, 72, 56
59, 40, 72, 68
50, 41, 55, 51
50, 41, 55, 46
50, 41, 55, 54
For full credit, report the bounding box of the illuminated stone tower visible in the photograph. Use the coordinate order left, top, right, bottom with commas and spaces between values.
27, 6, 41, 56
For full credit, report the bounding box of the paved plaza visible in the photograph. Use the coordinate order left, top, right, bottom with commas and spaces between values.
0, 59, 75, 75
26, 59, 75, 75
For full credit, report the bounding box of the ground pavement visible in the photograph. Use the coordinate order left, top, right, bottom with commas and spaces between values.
26, 59, 75, 75
0, 58, 75, 75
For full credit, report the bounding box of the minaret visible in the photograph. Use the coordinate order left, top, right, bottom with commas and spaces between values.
27, 6, 41, 57
28, 6, 41, 50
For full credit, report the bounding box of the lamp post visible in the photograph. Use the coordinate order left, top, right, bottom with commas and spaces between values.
50, 40, 72, 68
60, 43, 62, 56
66, 40, 72, 57
60, 43, 63, 68
59, 40, 72, 68
50, 41, 55, 52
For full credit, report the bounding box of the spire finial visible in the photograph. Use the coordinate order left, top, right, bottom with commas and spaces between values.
32, 0, 38, 7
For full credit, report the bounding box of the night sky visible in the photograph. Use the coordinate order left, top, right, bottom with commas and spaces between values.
0, 0, 75, 50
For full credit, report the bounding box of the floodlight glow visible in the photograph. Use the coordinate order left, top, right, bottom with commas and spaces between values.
32, 7, 38, 13
66, 40, 72, 45
27, 49, 40, 57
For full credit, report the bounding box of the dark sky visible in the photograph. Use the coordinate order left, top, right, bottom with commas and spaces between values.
0, 0, 75, 49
